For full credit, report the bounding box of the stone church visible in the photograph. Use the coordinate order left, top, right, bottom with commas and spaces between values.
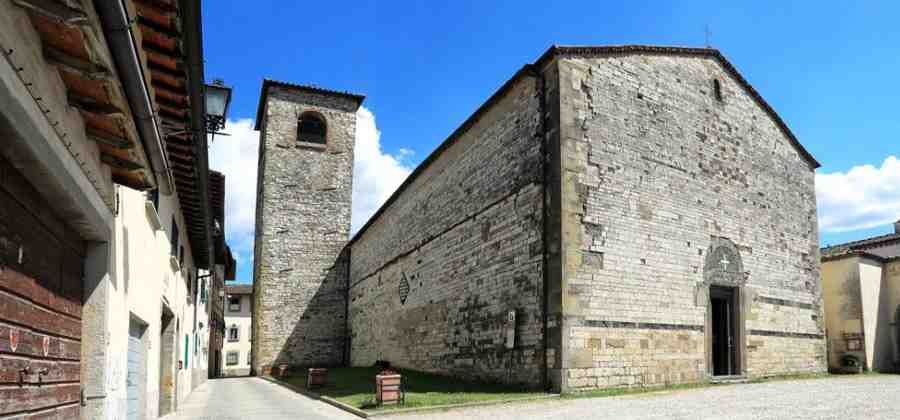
251, 45, 825, 392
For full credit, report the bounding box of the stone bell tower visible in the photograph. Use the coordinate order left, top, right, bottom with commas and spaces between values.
251, 79, 364, 374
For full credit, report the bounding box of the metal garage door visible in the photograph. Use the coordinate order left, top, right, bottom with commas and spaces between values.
127, 321, 147, 420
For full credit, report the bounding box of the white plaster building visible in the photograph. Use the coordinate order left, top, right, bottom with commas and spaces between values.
0, 1, 233, 419
114, 186, 211, 418
222, 284, 253, 377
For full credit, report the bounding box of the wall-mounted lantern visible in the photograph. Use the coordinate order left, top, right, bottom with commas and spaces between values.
204, 78, 232, 141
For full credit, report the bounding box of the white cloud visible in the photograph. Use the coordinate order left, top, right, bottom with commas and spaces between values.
351, 107, 413, 233
208, 107, 412, 280
816, 155, 900, 233
208, 118, 259, 271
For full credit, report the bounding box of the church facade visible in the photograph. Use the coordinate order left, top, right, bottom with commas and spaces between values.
252, 45, 825, 392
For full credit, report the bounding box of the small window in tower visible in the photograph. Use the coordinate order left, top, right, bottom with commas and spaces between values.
298, 112, 327, 144
713, 79, 723, 102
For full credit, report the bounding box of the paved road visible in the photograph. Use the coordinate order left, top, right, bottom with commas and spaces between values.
396, 375, 900, 420
167, 375, 900, 420
165, 377, 357, 420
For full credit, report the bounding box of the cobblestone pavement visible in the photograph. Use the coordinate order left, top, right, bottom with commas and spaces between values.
163, 377, 357, 420
395, 375, 900, 420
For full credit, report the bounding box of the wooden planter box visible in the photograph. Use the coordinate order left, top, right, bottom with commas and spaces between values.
375, 373, 402, 405
276, 364, 289, 377
307, 368, 328, 388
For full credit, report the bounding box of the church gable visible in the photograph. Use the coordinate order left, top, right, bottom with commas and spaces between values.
542, 45, 819, 170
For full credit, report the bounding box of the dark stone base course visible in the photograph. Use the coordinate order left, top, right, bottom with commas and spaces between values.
582, 319, 704, 331
749, 330, 825, 340
756, 296, 817, 310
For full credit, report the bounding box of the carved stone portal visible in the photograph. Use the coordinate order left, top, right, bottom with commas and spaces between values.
696, 237, 747, 306
704, 237, 746, 286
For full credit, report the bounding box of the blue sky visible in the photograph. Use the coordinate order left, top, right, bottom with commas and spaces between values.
203, 1, 900, 284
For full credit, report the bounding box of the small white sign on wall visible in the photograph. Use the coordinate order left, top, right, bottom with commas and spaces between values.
505, 310, 516, 349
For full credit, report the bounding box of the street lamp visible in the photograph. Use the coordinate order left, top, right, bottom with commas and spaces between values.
204, 78, 232, 141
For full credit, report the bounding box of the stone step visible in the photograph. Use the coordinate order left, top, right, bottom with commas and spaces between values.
710, 375, 749, 384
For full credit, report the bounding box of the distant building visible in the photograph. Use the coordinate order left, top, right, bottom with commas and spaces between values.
821, 219, 900, 373
208, 170, 237, 378
252, 45, 825, 392
223, 285, 253, 376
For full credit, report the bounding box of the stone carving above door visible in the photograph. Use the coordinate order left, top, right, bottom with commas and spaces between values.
696, 237, 748, 306
703, 236, 746, 287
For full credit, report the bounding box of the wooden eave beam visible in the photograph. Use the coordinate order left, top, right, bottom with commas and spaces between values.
171, 163, 195, 174
101, 153, 144, 171
150, 71, 185, 92
169, 158, 196, 170
169, 158, 195, 169
173, 176, 198, 186
43, 45, 109, 80
174, 181, 198, 191
87, 130, 133, 149
134, 1, 180, 33
143, 0, 179, 12
138, 23, 181, 53
111, 173, 150, 191
158, 104, 188, 120
12, 0, 87, 24
180, 204, 202, 212
154, 85, 188, 106
147, 61, 184, 81
182, 209, 202, 217
165, 140, 193, 151
69, 92, 124, 116
145, 48, 182, 73
168, 152, 194, 162
159, 118, 188, 132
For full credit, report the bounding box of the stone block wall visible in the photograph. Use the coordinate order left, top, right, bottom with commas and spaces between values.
555, 53, 825, 390
348, 72, 547, 386
566, 326, 705, 389
252, 86, 357, 374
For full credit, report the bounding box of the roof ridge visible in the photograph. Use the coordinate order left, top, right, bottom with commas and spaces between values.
262, 78, 365, 100
821, 232, 900, 251
254, 79, 366, 130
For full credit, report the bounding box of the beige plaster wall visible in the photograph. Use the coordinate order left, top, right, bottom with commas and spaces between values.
821, 257, 863, 370
858, 259, 883, 370
874, 260, 900, 371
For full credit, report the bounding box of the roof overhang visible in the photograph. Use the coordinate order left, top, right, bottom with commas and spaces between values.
126, 0, 213, 267
821, 250, 900, 264
11, 0, 159, 189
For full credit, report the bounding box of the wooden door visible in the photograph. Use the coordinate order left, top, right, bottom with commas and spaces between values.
0, 156, 84, 418
711, 286, 739, 376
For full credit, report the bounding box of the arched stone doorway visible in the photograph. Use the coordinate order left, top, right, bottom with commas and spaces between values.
700, 237, 747, 377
